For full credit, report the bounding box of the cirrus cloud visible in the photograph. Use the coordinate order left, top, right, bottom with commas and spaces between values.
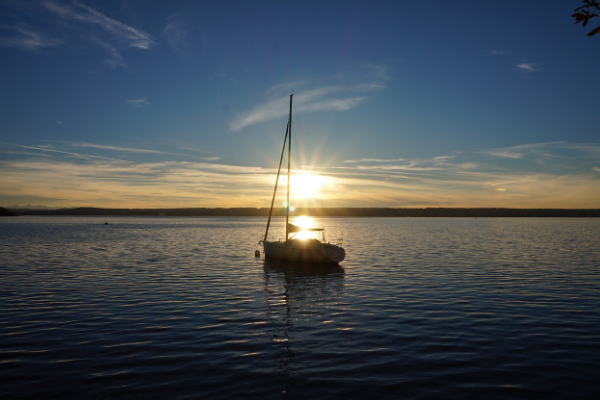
230, 65, 390, 131
127, 98, 150, 108
516, 62, 541, 72
1, 140, 599, 209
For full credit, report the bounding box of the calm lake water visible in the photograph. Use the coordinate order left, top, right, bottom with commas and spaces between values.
1, 216, 599, 399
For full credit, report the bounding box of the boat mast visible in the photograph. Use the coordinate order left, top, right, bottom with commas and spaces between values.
263, 122, 289, 242
285, 94, 293, 240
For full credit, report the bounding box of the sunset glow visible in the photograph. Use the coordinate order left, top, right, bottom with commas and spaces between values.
0, 2, 598, 210
290, 174, 329, 199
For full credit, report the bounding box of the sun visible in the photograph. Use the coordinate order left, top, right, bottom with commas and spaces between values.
290, 174, 326, 198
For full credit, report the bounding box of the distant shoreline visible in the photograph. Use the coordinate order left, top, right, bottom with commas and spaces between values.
5, 207, 600, 218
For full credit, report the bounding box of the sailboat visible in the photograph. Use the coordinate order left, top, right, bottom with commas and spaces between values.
259, 94, 345, 264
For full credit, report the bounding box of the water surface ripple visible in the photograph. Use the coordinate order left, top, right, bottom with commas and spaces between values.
1, 217, 599, 399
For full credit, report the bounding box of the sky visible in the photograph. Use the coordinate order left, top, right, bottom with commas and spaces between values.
1, 0, 599, 209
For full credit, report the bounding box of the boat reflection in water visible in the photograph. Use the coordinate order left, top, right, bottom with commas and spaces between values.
263, 258, 345, 398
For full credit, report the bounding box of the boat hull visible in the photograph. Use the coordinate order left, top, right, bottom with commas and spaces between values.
263, 239, 345, 264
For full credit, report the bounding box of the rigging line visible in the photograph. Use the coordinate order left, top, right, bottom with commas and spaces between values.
263, 122, 289, 242
285, 94, 292, 240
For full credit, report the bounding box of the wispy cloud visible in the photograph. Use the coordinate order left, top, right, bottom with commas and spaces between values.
478, 142, 572, 162
516, 62, 541, 72
363, 63, 392, 81
95, 39, 126, 69
481, 149, 526, 159
230, 66, 390, 131
1, 0, 158, 68
127, 98, 149, 108
0, 24, 62, 51
230, 91, 366, 131
7, 143, 119, 162
66, 142, 161, 154
323, 142, 600, 208
59, 141, 221, 160
1, 141, 599, 209
71, 0, 154, 49
163, 14, 191, 56
488, 50, 542, 75
343, 158, 405, 163
0, 154, 274, 208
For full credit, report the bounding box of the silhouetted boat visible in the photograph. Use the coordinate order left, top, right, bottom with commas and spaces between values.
259, 94, 345, 264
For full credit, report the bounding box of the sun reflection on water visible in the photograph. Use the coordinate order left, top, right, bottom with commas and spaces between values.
292, 216, 318, 240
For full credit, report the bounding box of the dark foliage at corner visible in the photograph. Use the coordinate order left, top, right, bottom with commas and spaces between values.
573, 0, 600, 36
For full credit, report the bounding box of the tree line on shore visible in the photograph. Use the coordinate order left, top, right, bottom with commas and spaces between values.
4, 207, 600, 218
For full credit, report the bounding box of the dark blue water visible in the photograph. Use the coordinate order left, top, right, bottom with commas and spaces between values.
1, 216, 599, 399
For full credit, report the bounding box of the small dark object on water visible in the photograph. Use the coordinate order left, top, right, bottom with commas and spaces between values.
104, 222, 108, 225
255, 249, 260, 257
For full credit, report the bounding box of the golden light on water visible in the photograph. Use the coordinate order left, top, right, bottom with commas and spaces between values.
293, 231, 314, 240
292, 215, 317, 240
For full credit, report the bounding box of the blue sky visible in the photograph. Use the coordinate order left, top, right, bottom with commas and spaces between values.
1, 0, 599, 209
